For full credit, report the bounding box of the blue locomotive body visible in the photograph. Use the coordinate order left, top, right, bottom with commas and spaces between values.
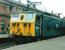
35, 14, 65, 39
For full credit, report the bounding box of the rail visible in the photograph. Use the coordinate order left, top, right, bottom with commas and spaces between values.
0, 42, 17, 49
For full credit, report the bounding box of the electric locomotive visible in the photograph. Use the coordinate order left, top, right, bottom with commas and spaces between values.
10, 11, 65, 42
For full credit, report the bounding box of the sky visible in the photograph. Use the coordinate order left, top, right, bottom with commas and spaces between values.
15, 0, 65, 18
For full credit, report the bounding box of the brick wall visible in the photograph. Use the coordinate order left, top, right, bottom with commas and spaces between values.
0, 4, 10, 15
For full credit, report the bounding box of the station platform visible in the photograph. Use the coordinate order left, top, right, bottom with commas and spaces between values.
2, 36, 65, 50
0, 34, 9, 38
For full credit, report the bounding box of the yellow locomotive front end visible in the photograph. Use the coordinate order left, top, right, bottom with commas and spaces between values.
10, 12, 36, 38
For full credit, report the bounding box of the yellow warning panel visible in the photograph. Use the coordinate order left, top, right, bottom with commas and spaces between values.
10, 12, 36, 37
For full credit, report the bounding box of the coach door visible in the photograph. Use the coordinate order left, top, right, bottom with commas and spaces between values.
35, 15, 43, 38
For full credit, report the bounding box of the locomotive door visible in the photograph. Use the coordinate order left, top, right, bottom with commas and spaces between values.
35, 15, 43, 38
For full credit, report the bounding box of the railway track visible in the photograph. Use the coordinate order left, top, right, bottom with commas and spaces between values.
0, 38, 34, 49
0, 37, 19, 49
0, 42, 18, 49
0, 35, 63, 49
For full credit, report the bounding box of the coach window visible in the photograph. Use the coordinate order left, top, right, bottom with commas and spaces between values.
20, 15, 24, 20
46, 18, 51, 31
12, 23, 16, 26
